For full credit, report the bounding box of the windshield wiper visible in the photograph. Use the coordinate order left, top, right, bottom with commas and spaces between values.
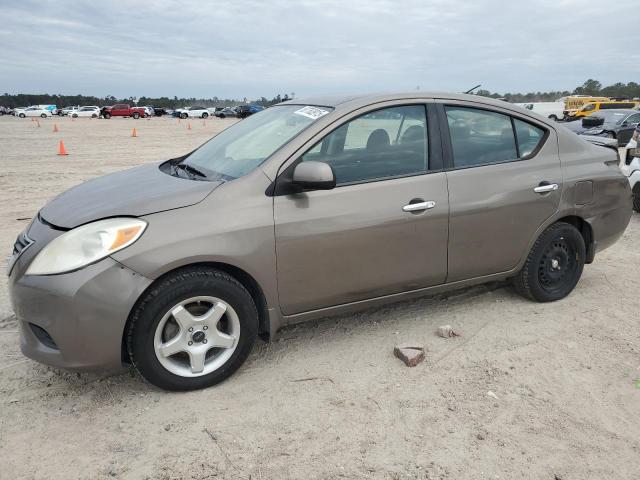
173, 162, 207, 179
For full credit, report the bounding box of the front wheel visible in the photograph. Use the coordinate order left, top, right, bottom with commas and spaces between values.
514, 222, 585, 302
202, 112, 209, 118
133, 112, 140, 119
180, 113, 188, 119
41, 113, 47, 118
127, 267, 258, 391
19, 113, 25, 118
103, 112, 111, 119
548, 114, 558, 121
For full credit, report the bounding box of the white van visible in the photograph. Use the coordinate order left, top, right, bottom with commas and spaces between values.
523, 102, 565, 121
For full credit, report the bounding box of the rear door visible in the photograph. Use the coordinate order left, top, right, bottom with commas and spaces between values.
439, 101, 562, 282
273, 102, 449, 315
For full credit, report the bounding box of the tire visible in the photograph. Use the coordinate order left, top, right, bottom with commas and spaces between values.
549, 115, 558, 121
133, 112, 140, 119
202, 112, 209, 118
91, 113, 97, 118
514, 222, 586, 302
219, 114, 225, 119
72, 113, 78, 118
127, 267, 258, 391
180, 113, 187, 119
19, 113, 25, 118
41, 113, 47, 118
103, 112, 111, 119
633, 186, 640, 213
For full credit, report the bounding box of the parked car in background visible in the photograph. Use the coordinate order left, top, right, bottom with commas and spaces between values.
567, 100, 640, 120
175, 106, 211, 119
562, 109, 640, 145
58, 106, 80, 116
148, 107, 168, 116
7, 93, 632, 391
101, 104, 147, 119
71, 106, 101, 118
523, 102, 565, 121
16, 106, 52, 118
236, 104, 264, 119
215, 107, 238, 118
0, 106, 12, 115
564, 96, 610, 118
618, 128, 640, 212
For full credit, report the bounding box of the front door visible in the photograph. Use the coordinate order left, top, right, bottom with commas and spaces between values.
274, 103, 449, 315
440, 102, 562, 282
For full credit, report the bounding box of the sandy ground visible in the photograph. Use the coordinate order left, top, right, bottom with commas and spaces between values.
0, 114, 639, 480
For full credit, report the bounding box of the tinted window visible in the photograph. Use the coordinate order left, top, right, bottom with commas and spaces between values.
513, 119, 544, 157
302, 105, 428, 185
445, 106, 517, 167
626, 114, 640, 124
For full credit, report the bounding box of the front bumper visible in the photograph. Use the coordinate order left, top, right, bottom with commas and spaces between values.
8, 218, 153, 371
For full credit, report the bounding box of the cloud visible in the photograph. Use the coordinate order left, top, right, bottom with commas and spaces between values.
0, 0, 638, 98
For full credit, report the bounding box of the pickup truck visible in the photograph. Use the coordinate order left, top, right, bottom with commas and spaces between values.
101, 104, 148, 119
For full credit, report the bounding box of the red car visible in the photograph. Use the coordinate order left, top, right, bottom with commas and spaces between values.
101, 104, 147, 119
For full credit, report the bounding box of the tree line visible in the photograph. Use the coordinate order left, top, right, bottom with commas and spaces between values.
0, 93, 294, 109
3, 80, 639, 108
475, 79, 640, 103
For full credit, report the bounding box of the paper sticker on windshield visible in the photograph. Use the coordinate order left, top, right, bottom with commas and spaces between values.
294, 106, 330, 120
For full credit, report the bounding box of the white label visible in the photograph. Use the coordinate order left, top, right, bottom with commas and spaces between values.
294, 106, 330, 120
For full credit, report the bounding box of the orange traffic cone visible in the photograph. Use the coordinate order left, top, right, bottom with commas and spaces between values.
53, 124, 59, 133
131, 128, 137, 137
57, 140, 68, 156
187, 123, 192, 130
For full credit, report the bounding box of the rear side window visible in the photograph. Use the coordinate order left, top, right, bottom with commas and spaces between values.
445, 106, 545, 168
302, 105, 428, 185
513, 119, 545, 157
445, 107, 517, 167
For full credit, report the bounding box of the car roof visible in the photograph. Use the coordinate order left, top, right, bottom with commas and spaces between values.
281, 92, 529, 114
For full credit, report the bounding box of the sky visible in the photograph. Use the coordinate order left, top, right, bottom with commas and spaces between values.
1, 0, 639, 100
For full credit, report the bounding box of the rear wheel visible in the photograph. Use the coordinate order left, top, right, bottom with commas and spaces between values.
103, 112, 111, 119
633, 185, 640, 213
127, 267, 258, 391
514, 222, 585, 302
180, 113, 188, 119
548, 114, 558, 121
40, 113, 47, 118
202, 112, 209, 118
133, 112, 140, 119
19, 113, 25, 118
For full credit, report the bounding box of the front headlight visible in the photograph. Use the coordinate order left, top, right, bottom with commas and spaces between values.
26, 218, 147, 275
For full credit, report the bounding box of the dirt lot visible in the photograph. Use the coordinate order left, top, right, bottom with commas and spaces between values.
0, 115, 639, 479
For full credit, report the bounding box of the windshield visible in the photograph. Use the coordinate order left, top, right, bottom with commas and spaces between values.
184, 105, 332, 180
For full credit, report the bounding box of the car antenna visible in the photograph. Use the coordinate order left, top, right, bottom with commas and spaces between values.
464, 84, 482, 94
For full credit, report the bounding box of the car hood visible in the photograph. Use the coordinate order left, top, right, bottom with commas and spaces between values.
40, 162, 222, 229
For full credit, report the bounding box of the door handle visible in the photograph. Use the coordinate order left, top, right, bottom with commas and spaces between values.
533, 182, 559, 194
402, 201, 436, 212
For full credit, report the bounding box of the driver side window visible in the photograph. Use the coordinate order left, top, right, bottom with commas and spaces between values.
301, 105, 428, 185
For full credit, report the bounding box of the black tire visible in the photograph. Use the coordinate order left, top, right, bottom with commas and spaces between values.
133, 112, 140, 119
202, 112, 209, 118
513, 222, 585, 302
103, 112, 111, 119
91, 113, 97, 118
219, 114, 225, 119
180, 113, 187, 119
19, 113, 25, 118
549, 114, 558, 121
72, 113, 78, 118
41, 113, 47, 118
127, 267, 258, 391
633, 186, 640, 213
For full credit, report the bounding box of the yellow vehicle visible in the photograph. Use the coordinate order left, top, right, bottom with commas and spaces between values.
564, 96, 610, 115
569, 100, 640, 119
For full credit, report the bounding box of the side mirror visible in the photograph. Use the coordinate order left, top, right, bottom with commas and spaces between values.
291, 161, 336, 191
